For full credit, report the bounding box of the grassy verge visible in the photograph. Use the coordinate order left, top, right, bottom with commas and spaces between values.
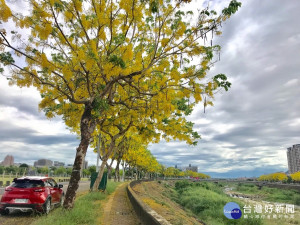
171, 181, 262, 225
230, 182, 300, 205
31, 181, 120, 225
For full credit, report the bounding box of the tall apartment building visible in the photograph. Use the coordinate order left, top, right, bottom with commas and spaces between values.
185, 164, 198, 173
287, 144, 300, 174
54, 161, 65, 167
0, 155, 14, 166
34, 159, 53, 167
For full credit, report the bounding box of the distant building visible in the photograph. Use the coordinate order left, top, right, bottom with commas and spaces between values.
174, 165, 183, 171
34, 159, 53, 167
287, 144, 300, 174
28, 167, 37, 176
82, 161, 88, 170
0, 155, 14, 166
185, 164, 198, 173
54, 161, 65, 167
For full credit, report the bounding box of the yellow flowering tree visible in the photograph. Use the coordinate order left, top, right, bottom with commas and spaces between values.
164, 167, 180, 177
0, 0, 241, 208
198, 172, 210, 179
123, 142, 156, 179
185, 170, 210, 179
291, 171, 300, 182
258, 172, 288, 182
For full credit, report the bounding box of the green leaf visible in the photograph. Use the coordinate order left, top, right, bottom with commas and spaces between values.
213, 74, 231, 91
75, 77, 85, 88
192, 131, 200, 139
222, 0, 242, 16
172, 98, 193, 116
112, 33, 126, 45
54, 1, 64, 11
92, 98, 109, 111
0, 52, 15, 65
150, 0, 158, 13
146, 16, 154, 23
162, 118, 170, 124
109, 55, 126, 69
175, 10, 185, 18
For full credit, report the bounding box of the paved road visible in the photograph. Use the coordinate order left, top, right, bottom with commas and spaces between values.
0, 181, 90, 225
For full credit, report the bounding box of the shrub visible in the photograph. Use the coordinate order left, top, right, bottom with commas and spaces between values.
173, 182, 263, 225
175, 180, 190, 190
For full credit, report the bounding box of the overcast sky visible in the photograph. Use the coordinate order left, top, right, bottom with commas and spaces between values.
0, 0, 299, 178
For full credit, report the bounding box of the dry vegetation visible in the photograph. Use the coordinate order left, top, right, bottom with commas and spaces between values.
132, 181, 203, 225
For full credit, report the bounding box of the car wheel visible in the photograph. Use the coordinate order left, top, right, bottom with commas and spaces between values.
43, 199, 51, 214
0, 209, 9, 216
60, 194, 64, 206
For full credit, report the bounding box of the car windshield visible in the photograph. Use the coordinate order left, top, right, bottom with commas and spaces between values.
11, 179, 44, 188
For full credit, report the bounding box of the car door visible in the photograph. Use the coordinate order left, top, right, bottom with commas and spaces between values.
44, 179, 54, 201
49, 179, 60, 203
45, 179, 57, 203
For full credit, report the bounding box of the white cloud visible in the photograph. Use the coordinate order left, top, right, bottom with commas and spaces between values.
287, 33, 300, 45
284, 78, 299, 87
264, 65, 277, 72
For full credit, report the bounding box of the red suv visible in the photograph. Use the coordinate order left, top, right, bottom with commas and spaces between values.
0, 176, 64, 215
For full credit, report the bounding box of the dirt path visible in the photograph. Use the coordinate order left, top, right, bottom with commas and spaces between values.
101, 182, 143, 225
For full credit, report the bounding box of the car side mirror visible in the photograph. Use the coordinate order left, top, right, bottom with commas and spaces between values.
58, 184, 63, 189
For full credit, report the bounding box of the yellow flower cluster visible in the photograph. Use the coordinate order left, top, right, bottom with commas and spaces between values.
0, 0, 12, 22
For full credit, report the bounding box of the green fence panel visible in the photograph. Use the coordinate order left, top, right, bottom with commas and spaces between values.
90, 172, 108, 191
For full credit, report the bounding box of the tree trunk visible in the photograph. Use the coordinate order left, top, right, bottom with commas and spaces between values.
106, 159, 114, 180
117, 167, 120, 182
114, 166, 117, 182
136, 167, 138, 180
130, 166, 133, 180
121, 161, 125, 182
115, 160, 120, 182
107, 164, 112, 180
92, 158, 107, 191
63, 103, 95, 209
92, 137, 121, 190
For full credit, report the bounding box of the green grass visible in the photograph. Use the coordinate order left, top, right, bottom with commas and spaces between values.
172, 181, 263, 225
233, 182, 300, 205
31, 181, 120, 225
